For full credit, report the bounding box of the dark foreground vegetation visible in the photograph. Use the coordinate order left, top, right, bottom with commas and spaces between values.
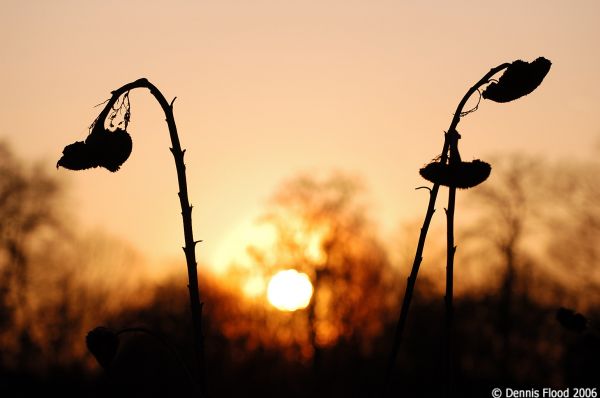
1, 141, 599, 396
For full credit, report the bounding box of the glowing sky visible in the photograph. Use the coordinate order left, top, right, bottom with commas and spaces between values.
1, 1, 599, 273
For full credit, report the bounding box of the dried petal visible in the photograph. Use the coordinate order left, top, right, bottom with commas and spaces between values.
86, 326, 119, 369
419, 160, 491, 189
56, 140, 98, 170
482, 57, 551, 103
89, 128, 133, 172
57, 128, 132, 172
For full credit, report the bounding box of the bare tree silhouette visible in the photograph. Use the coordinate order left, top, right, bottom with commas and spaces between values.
0, 141, 62, 369
236, 173, 397, 389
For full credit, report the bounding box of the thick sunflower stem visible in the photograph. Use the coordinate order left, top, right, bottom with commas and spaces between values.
444, 130, 460, 398
384, 63, 510, 396
94, 78, 206, 396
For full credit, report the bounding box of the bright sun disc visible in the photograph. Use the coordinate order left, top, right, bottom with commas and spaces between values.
267, 270, 313, 311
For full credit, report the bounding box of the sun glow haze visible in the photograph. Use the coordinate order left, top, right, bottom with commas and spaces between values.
2, 1, 599, 278
267, 270, 313, 311
212, 217, 277, 274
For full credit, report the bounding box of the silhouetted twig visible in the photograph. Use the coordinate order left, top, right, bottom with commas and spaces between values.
384, 58, 551, 396
384, 63, 510, 395
59, 78, 206, 394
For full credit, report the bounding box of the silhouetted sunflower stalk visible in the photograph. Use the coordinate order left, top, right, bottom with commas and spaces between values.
57, 79, 206, 395
384, 57, 551, 396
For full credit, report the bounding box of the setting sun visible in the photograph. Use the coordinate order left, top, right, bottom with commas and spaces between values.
267, 270, 313, 312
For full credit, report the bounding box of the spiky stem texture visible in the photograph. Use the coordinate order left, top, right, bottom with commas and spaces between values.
93, 78, 205, 393
384, 63, 509, 395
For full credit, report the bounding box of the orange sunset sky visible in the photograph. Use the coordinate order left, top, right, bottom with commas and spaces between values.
1, 1, 599, 275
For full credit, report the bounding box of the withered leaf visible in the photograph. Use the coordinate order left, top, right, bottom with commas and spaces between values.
556, 307, 588, 333
86, 326, 119, 369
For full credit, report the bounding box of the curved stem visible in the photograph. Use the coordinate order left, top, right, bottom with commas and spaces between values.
383, 63, 510, 395
95, 78, 205, 393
